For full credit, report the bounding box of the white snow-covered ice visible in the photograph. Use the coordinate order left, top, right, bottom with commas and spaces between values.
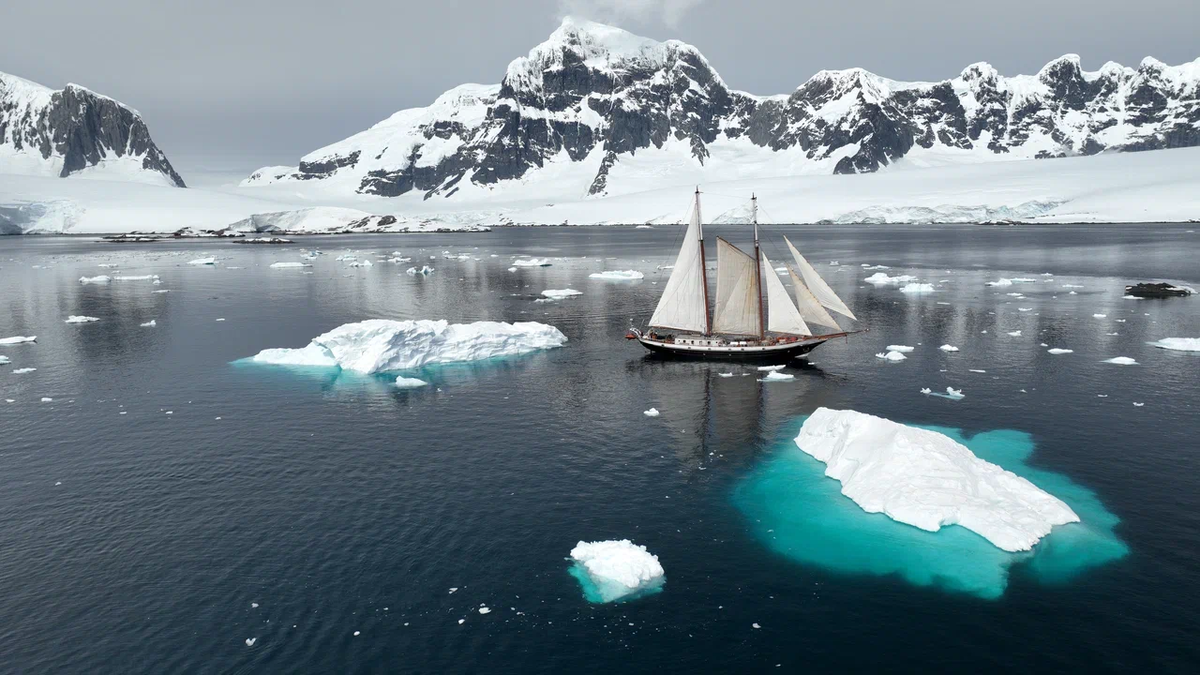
939, 344, 959, 352
589, 270, 644, 280
0, 336, 37, 345
885, 345, 915, 353
270, 262, 311, 269
512, 258, 551, 267
1148, 337, 1200, 352
250, 319, 568, 373
78, 275, 111, 284
643, 408, 660, 417
794, 408, 1079, 552
1102, 357, 1138, 365
569, 540, 665, 603
1047, 348, 1074, 355
875, 351, 907, 362
760, 371, 795, 381
65, 315, 100, 324
864, 272, 918, 285
394, 376, 429, 388
899, 283, 935, 294
541, 288, 582, 299
188, 257, 216, 265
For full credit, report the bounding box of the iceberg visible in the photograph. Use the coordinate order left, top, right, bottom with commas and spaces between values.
512, 258, 551, 267
65, 315, 100, 324
864, 272, 917, 285
0, 355, 8, 364
1102, 357, 1137, 365
760, 371, 795, 382
406, 266, 435, 275
885, 345, 915, 353
249, 319, 567, 374
13, 367, 37, 374
875, 351, 907, 362
0, 336, 37, 345
643, 408, 660, 417
188, 257, 216, 265
589, 270, 644, 280
1006, 330, 1022, 337
113, 274, 159, 281
1047, 348, 1074, 355
938, 344, 959, 352
79, 275, 111, 284
793, 408, 1079, 552
541, 289, 582, 300
986, 279, 1014, 287
270, 262, 311, 269
394, 376, 429, 388
568, 540, 665, 603
899, 283, 935, 293
945, 387, 965, 399
756, 365, 786, 371
140, 320, 157, 327
1148, 337, 1200, 352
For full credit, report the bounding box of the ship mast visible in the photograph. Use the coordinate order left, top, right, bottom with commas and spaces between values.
695, 187, 712, 336
752, 194, 765, 340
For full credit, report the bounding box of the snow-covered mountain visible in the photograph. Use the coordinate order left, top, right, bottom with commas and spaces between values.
243, 17, 1200, 201
0, 71, 184, 187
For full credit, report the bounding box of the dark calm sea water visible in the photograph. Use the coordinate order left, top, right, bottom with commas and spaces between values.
1, 225, 1197, 674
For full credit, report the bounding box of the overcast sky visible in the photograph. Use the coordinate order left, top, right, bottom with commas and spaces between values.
4, 0, 1198, 178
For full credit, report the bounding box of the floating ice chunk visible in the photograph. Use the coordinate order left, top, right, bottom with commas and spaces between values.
1147, 337, 1200, 352
864, 272, 917, 285
643, 408, 660, 417
113, 275, 158, 281
945, 387, 965, 399
1102, 357, 1137, 365
394, 376, 429, 388
13, 368, 36, 374
245, 638, 256, 647
41, 397, 53, 402
406, 266, 435, 275
986, 279, 1014, 287
140, 320, 157, 327
938, 344, 959, 352
349, 260, 374, 267
512, 258, 551, 267
65, 315, 100, 324
1018, 307, 1033, 312
1133, 402, 1144, 407
900, 283, 935, 294
875, 351, 907, 362
569, 540, 665, 603
760, 371, 795, 381
1010, 278, 1037, 283
1047, 348, 1074, 355
188, 257, 216, 265
1093, 314, 1107, 318
886, 345, 915, 353
0, 336, 37, 345
717, 372, 734, 378
589, 270, 644, 280
0, 355, 8, 364
794, 408, 1078, 552
79, 275, 111, 284
250, 319, 568, 373
969, 369, 987, 373
1061, 284, 1084, 289
270, 262, 311, 269
478, 607, 491, 615
541, 289, 582, 300
920, 387, 931, 394
1006, 331, 1022, 336
507, 267, 518, 272
757, 365, 786, 371
335, 254, 357, 262
153, 289, 170, 293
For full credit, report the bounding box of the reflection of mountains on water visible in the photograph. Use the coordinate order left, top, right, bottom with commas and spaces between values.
633, 356, 845, 477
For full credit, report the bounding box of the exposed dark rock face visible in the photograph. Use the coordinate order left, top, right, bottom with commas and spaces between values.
1, 74, 185, 187
1124, 282, 1194, 298
244, 20, 1200, 199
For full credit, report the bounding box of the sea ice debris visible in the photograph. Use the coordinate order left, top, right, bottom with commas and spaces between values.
270, 262, 310, 269
13, 368, 36, 374
569, 540, 665, 603
885, 345, 915, 353
644, 408, 660, 417
65, 315, 100, 324
79, 275, 111, 284
938, 344, 959, 352
1102, 357, 1137, 365
141, 320, 157, 327
876, 351, 907, 361
760, 371, 795, 381
1147, 338, 1200, 352
394, 376, 429, 388
188, 257, 216, 265
0, 336, 37, 345
589, 270, 644, 280
541, 289, 582, 300
1047, 348, 1074, 355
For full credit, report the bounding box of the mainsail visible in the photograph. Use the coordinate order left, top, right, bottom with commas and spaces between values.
712, 238, 761, 336
789, 269, 841, 332
761, 252, 810, 336
784, 236, 857, 321
648, 194, 709, 333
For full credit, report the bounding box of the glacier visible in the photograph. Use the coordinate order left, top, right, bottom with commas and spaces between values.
793, 408, 1078, 552
249, 319, 567, 374
568, 540, 665, 603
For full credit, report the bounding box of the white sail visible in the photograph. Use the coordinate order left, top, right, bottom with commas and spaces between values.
761, 252, 810, 335
713, 238, 761, 336
784, 236, 857, 321
649, 197, 708, 333
790, 269, 841, 332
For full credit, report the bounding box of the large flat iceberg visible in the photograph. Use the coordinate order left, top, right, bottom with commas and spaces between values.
568, 540, 665, 603
1148, 337, 1200, 352
250, 319, 567, 373
794, 408, 1079, 552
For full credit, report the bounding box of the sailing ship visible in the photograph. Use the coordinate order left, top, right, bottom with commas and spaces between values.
627, 188, 861, 362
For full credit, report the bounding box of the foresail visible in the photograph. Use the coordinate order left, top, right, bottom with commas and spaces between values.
761, 252, 810, 336
649, 202, 708, 333
790, 269, 841, 333
713, 238, 761, 336
784, 236, 857, 321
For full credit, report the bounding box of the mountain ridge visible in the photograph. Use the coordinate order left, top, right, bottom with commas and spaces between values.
0, 71, 185, 187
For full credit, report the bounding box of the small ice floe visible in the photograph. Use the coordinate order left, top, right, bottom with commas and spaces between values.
245, 638, 256, 647
945, 387, 965, 399
589, 270, 644, 280
899, 283, 935, 294
886, 345, 915, 353
41, 397, 53, 402
1018, 307, 1033, 312
938, 344, 959, 352
0, 356, 8, 364
0, 336, 37, 345
1047, 348, 1073, 355
13, 368, 37, 374
1093, 314, 1107, 318
188, 257, 216, 266
512, 258, 551, 267
507, 267, 518, 272
969, 369, 987, 373
406, 266, 435, 275
569, 539, 665, 603
862, 264, 890, 270
1006, 330, 1022, 336
986, 279, 1014, 287
335, 254, 357, 262
478, 607, 491, 615
760, 371, 795, 382
643, 408, 661, 417
1102, 357, 1138, 365
875, 351, 907, 362
141, 320, 157, 327
757, 365, 786, 371
270, 262, 310, 269
1133, 402, 1145, 407
920, 387, 932, 394
1148, 338, 1200, 352
79, 275, 111, 284
541, 289, 582, 300
394, 376, 429, 389
215, 318, 226, 322
864, 272, 917, 285
65, 315, 100, 324
1062, 284, 1084, 289
752, 623, 762, 629
717, 372, 734, 378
